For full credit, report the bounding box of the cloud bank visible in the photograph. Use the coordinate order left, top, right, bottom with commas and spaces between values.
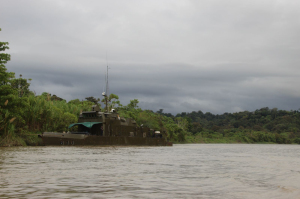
1, 0, 300, 114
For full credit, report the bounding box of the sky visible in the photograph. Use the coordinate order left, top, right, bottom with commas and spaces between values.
1, 0, 300, 115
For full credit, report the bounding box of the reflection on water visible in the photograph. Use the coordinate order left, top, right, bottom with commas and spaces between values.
1, 144, 300, 199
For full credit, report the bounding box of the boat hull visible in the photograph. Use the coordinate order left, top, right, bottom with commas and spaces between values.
39, 133, 172, 146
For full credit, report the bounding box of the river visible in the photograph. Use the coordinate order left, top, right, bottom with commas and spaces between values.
0, 144, 300, 199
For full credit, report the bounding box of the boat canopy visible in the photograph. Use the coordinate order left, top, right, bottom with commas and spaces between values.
68, 122, 102, 129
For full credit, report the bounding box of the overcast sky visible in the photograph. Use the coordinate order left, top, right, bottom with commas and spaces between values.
1, 0, 300, 114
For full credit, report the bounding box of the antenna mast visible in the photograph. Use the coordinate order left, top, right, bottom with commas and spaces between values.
103, 53, 110, 112
106, 64, 109, 97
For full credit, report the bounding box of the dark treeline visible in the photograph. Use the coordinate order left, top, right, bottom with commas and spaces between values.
157, 107, 300, 144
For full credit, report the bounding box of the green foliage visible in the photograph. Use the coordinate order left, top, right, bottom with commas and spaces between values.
137, 110, 160, 130
116, 99, 189, 142
9, 75, 33, 97
294, 138, 300, 144
101, 93, 121, 112
0, 100, 16, 142
175, 117, 189, 131
68, 98, 94, 109
0, 29, 21, 145
20, 94, 86, 133
173, 106, 300, 144
86, 96, 100, 104
0, 30, 16, 107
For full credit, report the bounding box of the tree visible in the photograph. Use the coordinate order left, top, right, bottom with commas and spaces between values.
127, 99, 139, 109
191, 122, 203, 134
101, 93, 121, 111
85, 96, 100, 104
0, 28, 19, 142
0, 28, 15, 105
175, 117, 188, 131
271, 108, 278, 119
156, 109, 163, 114
108, 93, 121, 109
51, 94, 65, 101
9, 74, 32, 97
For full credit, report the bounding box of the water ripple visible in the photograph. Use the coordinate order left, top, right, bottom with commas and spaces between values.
1, 144, 300, 198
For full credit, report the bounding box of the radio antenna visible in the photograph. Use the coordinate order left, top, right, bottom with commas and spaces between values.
106, 52, 109, 97
102, 52, 110, 112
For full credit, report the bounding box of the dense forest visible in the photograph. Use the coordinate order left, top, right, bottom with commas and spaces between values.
1, 28, 300, 146
163, 108, 300, 144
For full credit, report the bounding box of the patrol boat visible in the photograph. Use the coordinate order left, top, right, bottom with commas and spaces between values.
39, 65, 172, 146
38, 104, 172, 146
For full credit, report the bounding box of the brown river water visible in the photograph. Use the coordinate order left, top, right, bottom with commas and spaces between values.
0, 144, 300, 199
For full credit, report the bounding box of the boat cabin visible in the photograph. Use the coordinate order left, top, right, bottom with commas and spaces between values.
68, 105, 152, 138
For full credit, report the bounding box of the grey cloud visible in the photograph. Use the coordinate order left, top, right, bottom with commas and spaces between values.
1, 0, 300, 114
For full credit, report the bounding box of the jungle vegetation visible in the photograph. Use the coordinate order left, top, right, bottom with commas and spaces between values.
1, 28, 300, 146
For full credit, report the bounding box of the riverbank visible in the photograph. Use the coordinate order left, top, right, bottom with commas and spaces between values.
183, 135, 276, 144
2, 129, 300, 146
1, 135, 298, 147
0, 134, 43, 147
183, 131, 300, 144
